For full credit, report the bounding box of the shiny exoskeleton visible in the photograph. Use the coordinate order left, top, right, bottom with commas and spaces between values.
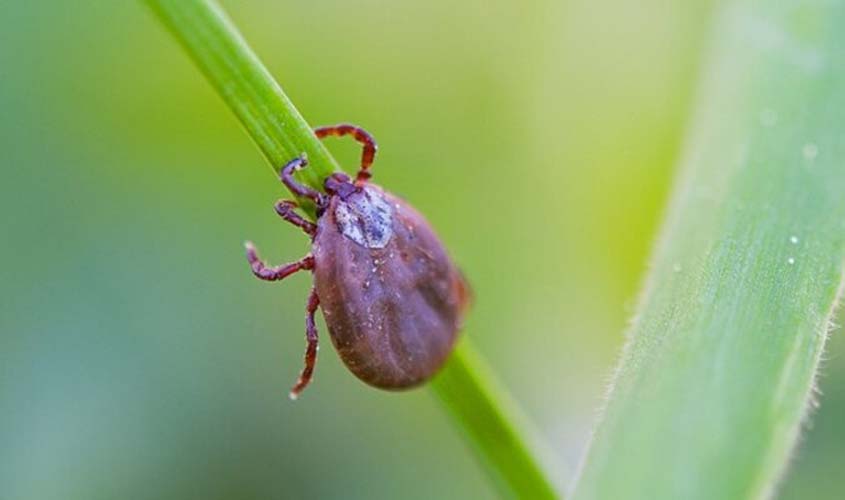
245, 124, 470, 399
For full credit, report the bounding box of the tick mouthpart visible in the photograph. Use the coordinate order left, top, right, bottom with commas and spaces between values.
324, 172, 358, 199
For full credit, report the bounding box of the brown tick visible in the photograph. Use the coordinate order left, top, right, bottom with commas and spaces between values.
245, 124, 471, 399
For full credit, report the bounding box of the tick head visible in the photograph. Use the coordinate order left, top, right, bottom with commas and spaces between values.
324, 172, 357, 199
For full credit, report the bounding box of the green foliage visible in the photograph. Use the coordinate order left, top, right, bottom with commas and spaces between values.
573, 1, 845, 498
145, 1, 559, 498
432, 343, 559, 499
146, 0, 339, 213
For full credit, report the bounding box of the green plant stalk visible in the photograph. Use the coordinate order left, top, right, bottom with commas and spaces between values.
573, 1, 845, 499
146, 0, 339, 213
144, 1, 559, 498
431, 340, 561, 499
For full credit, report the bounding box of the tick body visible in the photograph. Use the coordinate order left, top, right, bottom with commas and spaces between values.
245, 124, 470, 398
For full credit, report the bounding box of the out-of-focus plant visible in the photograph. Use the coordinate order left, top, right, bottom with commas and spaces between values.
574, 1, 845, 498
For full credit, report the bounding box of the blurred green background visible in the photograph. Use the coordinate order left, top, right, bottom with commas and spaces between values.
1, 1, 843, 498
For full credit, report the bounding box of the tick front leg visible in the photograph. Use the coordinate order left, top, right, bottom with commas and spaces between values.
281, 156, 327, 208
274, 200, 317, 237
289, 286, 320, 400
314, 124, 378, 186
244, 242, 314, 281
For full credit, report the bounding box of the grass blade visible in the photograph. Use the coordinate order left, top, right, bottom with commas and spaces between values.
144, 1, 559, 497
432, 341, 561, 499
573, 1, 845, 498
145, 0, 339, 204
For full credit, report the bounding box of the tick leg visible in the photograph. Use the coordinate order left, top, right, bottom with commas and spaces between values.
244, 242, 314, 281
281, 157, 327, 207
274, 200, 317, 237
289, 286, 320, 400
314, 124, 378, 186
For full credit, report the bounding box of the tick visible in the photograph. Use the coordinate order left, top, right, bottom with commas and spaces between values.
245, 124, 471, 399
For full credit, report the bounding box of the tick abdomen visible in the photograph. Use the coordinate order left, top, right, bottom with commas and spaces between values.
313, 186, 467, 389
